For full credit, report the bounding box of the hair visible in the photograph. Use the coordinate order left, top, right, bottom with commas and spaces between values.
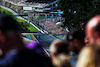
0, 14, 19, 33
52, 53, 72, 67
76, 45, 100, 67
65, 29, 85, 54
93, 23, 100, 35
86, 15, 100, 36
50, 39, 69, 56
66, 28, 85, 45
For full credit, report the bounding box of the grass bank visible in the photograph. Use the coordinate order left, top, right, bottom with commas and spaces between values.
0, 7, 40, 32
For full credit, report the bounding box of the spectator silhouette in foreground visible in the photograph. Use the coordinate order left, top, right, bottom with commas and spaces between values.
66, 28, 85, 55
85, 15, 100, 45
0, 14, 53, 67
50, 39, 71, 67
65, 28, 85, 67
76, 44, 100, 67
52, 53, 72, 67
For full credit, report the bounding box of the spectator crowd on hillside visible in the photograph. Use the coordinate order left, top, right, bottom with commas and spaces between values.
43, 21, 67, 35
27, 13, 67, 35
0, 13, 100, 67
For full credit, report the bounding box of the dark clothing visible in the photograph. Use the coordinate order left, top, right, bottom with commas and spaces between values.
0, 49, 53, 67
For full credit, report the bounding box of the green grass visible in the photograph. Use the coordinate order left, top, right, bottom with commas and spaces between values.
0, 7, 40, 32
27, 23, 40, 32
13, 17, 26, 22
0, 7, 14, 15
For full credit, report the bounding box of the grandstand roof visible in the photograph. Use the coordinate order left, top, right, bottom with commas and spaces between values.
26, 0, 56, 3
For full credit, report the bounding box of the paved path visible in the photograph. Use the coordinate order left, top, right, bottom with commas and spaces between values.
32, 33, 58, 55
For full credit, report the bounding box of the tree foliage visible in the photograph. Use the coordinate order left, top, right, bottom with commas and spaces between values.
57, 0, 100, 30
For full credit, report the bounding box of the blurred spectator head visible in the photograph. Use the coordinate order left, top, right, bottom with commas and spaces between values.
52, 53, 72, 67
50, 39, 69, 58
85, 15, 100, 45
76, 44, 100, 67
0, 14, 24, 55
66, 28, 85, 54
0, 14, 19, 32
26, 41, 46, 56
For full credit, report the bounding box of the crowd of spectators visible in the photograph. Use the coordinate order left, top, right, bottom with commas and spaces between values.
27, 13, 67, 35
0, 11, 100, 67
20, 2, 48, 6
42, 21, 67, 35
34, 19, 67, 35
1, 2, 100, 67
6, 0, 48, 7
26, 0, 56, 3
49, 15, 100, 67
7, 0, 23, 3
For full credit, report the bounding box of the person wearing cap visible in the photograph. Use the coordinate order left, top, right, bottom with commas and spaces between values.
0, 14, 53, 67
85, 15, 100, 45
65, 28, 85, 67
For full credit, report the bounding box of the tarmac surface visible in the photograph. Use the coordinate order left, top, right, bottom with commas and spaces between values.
22, 33, 58, 56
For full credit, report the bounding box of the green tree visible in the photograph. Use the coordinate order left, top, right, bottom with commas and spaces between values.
58, 0, 100, 30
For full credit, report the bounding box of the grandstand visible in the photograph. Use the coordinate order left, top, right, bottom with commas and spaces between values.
26, 0, 56, 3
2, 0, 58, 13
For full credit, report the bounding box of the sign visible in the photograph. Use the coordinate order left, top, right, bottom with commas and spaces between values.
23, 7, 32, 10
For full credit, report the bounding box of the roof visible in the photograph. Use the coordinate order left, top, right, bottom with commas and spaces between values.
26, 0, 56, 3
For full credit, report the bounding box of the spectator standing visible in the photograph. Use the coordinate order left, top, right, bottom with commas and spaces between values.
50, 39, 71, 67
53, 53, 72, 67
66, 29, 85, 55
65, 28, 85, 67
76, 44, 100, 67
85, 15, 100, 45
